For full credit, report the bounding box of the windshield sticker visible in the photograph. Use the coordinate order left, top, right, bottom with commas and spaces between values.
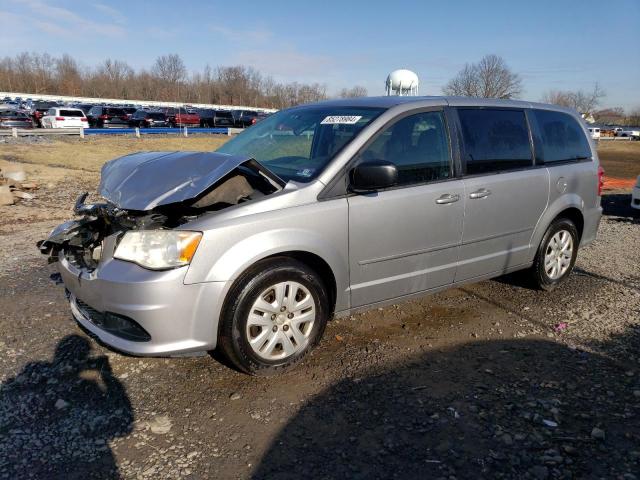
320, 115, 362, 125
296, 168, 315, 178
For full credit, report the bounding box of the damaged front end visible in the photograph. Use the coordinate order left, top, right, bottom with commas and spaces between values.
38, 151, 284, 269
37, 151, 284, 354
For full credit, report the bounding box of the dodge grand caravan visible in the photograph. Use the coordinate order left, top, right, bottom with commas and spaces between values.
39, 96, 603, 375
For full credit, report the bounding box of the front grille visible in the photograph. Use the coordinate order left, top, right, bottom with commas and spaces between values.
74, 298, 151, 342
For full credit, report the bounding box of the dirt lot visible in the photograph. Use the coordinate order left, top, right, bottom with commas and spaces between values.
596, 140, 640, 179
0, 136, 639, 479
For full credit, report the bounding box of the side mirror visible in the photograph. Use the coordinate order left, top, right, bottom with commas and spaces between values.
349, 160, 398, 193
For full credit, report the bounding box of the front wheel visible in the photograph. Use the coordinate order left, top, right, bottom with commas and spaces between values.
530, 218, 579, 291
218, 258, 330, 375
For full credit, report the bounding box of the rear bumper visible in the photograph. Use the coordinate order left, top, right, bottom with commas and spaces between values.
580, 206, 603, 246
58, 255, 226, 356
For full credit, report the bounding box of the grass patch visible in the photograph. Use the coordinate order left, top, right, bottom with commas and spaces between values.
596, 141, 640, 179
0, 135, 229, 172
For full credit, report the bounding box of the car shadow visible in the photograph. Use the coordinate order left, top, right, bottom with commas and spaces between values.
0, 335, 133, 479
253, 326, 640, 479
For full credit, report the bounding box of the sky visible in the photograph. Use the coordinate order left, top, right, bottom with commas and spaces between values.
1, 0, 639, 109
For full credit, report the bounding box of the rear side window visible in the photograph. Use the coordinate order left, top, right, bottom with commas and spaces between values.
60, 110, 83, 117
358, 111, 451, 186
531, 110, 591, 163
458, 109, 532, 175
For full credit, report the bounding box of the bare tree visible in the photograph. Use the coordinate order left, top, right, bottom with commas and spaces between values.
443, 54, 522, 99
339, 85, 368, 98
540, 83, 605, 114
152, 54, 186, 84
628, 107, 640, 126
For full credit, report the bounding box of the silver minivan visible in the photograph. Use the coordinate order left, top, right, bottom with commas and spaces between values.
40, 96, 603, 374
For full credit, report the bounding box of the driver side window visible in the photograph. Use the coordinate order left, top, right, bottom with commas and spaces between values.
359, 111, 451, 186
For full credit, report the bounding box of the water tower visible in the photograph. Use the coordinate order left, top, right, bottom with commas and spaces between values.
385, 69, 419, 96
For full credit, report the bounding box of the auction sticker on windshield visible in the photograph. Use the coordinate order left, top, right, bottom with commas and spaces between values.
320, 115, 362, 125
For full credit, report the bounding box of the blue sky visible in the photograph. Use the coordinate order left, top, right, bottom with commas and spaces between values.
1, 0, 639, 109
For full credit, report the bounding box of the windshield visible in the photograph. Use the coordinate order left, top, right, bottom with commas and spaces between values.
216, 106, 384, 182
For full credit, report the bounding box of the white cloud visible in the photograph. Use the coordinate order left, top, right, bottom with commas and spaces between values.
19, 0, 126, 38
93, 3, 126, 25
209, 24, 273, 44
234, 49, 334, 80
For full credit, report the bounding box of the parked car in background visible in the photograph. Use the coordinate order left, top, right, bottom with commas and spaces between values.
40, 97, 602, 375
618, 128, 640, 140
71, 103, 95, 116
0, 109, 34, 129
121, 107, 138, 121
160, 107, 200, 128
41, 108, 88, 129
198, 109, 234, 128
86, 106, 129, 128
232, 110, 268, 127
129, 111, 168, 128
632, 176, 640, 210
588, 127, 600, 140
30, 101, 59, 127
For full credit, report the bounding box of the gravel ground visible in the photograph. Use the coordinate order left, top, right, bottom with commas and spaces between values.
0, 165, 638, 479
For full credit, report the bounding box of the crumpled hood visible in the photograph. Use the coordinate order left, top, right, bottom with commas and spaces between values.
99, 151, 279, 211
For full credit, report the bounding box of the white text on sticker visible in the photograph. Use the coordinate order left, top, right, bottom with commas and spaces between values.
320, 115, 362, 125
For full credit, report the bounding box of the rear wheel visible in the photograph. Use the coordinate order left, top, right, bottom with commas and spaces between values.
530, 218, 579, 291
218, 258, 329, 375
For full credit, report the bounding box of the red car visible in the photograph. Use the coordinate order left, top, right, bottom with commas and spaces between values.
160, 107, 200, 128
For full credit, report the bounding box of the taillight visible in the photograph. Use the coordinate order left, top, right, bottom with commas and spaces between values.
99, 114, 109, 120
251, 118, 257, 124
55, 117, 65, 121
80, 117, 87, 121
597, 166, 605, 196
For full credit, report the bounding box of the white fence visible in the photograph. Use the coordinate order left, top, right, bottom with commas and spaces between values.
0, 127, 243, 138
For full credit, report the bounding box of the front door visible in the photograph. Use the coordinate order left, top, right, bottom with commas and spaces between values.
347, 110, 464, 307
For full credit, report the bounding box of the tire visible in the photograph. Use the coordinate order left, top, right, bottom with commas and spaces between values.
218, 257, 330, 375
530, 218, 579, 291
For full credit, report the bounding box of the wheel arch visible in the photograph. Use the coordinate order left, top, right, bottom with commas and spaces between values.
528, 195, 585, 261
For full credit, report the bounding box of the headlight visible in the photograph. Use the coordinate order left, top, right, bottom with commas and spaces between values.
114, 230, 202, 270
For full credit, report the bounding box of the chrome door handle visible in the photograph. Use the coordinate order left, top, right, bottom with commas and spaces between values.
435, 193, 460, 204
469, 188, 492, 199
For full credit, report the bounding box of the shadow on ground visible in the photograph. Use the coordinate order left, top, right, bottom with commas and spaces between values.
254, 327, 640, 479
0, 335, 133, 480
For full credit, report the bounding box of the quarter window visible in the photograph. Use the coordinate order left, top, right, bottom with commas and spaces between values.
358, 111, 451, 186
458, 109, 532, 175
531, 109, 591, 163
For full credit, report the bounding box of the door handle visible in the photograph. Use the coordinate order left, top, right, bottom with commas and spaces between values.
469, 188, 492, 199
435, 193, 460, 204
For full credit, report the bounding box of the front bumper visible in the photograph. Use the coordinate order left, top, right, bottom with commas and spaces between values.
58, 254, 226, 356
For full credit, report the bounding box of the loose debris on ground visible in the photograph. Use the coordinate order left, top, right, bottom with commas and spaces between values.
0, 141, 638, 479
0, 165, 38, 206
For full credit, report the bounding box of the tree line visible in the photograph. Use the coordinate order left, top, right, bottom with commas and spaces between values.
2, 51, 638, 124
0, 52, 368, 109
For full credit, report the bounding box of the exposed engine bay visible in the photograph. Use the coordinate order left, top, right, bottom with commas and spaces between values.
37, 151, 284, 271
